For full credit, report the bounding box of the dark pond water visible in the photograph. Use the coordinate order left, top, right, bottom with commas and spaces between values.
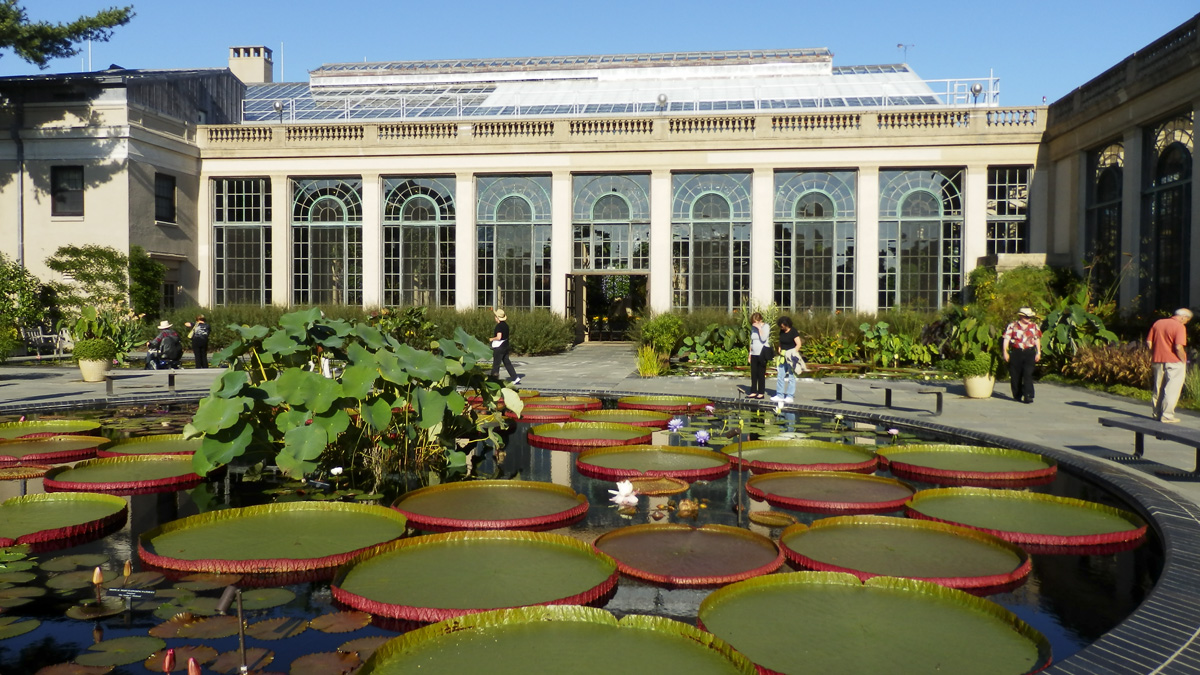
0, 403, 1163, 674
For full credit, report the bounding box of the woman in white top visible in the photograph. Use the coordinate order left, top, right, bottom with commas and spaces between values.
747, 312, 770, 399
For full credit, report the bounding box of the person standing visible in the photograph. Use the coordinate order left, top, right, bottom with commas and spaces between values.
1147, 308, 1193, 423
771, 316, 802, 404
184, 315, 210, 369
490, 309, 520, 385
1002, 307, 1043, 404
747, 312, 770, 399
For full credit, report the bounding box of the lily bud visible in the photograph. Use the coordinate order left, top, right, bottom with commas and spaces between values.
187, 657, 201, 675
163, 648, 176, 672
91, 566, 104, 586
123, 560, 132, 578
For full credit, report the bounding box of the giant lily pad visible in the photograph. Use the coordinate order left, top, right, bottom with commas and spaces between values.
0, 420, 100, 440
43, 456, 204, 495
97, 434, 200, 458
527, 422, 652, 451
570, 409, 674, 428
906, 487, 1148, 548
75, 636, 167, 667
357, 606, 756, 674
878, 445, 1057, 485
138, 501, 408, 574
0, 465, 50, 480
513, 407, 574, 423
332, 530, 619, 623
616, 395, 713, 413
745, 471, 915, 514
576, 445, 731, 482
392, 480, 587, 532
722, 439, 878, 474
779, 516, 1031, 592
697, 572, 1050, 674
0, 437, 106, 465
0, 493, 127, 547
521, 396, 602, 411
593, 523, 782, 587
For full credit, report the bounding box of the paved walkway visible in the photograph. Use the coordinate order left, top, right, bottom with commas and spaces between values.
5, 343, 1200, 674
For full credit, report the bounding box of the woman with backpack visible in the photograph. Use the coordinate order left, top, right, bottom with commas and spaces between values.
185, 316, 210, 369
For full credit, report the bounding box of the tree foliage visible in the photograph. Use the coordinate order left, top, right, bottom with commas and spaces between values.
44, 244, 128, 311
0, 251, 44, 327
128, 245, 165, 318
0, 1, 134, 69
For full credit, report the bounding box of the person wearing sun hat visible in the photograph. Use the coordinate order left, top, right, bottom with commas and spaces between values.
1002, 307, 1042, 404
489, 308, 520, 384
1147, 308, 1193, 423
147, 319, 183, 368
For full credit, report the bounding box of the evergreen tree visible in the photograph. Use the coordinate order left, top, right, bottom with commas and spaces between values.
0, 1, 133, 69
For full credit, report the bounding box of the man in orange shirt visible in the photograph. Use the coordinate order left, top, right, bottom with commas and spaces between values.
1147, 308, 1193, 423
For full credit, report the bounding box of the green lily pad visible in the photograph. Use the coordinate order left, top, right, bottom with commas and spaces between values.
175, 573, 243, 591
245, 616, 308, 640
0, 560, 36, 572
0, 571, 35, 584
338, 635, 388, 660
211, 647, 274, 673
289, 651, 361, 675
75, 636, 167, 667
25, 664, 114, 675
104, 571, 165, 590
0, 584, 45, 607
149, 612, 198, 638
177, 614, 241, 639
240, 587, 295, 610
65, 596, 126, 619
309, 610, 371, 633
41, 553, 111, 572
0, 615, 40, 640
0, 545, 31, 561
47, 569, 118, 590
178, 596, 223, 616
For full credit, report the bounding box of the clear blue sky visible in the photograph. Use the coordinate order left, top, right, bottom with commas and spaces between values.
5, 0, 1198, 105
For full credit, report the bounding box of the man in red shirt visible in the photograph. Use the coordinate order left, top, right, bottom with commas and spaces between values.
1147, 308, 1193, 423
1002, 307, 1043, 404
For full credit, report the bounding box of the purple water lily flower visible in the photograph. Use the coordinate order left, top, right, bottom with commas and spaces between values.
667, 418, 685, 432
695, 429, 711, 445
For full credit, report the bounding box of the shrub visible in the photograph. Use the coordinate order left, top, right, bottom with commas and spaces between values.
506, 310, 574, 355
953, 352, 998, 377
637, 313, 684, 355
129, 245, 166, 319
1187, 365, 1200, 404
707, 347, 748, 367
636, 345, 663, 377
0, 321, 19, 364
72, 338, 117, 362
802, 334, 858, 364
368, 306, 437, 349
1063, 343, 1150, 388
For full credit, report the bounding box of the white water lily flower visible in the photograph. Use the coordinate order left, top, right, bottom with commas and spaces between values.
608, 480, 639, 507
330, 466, 343, 476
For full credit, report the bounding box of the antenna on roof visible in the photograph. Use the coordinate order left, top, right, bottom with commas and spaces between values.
896, 43, 914, 64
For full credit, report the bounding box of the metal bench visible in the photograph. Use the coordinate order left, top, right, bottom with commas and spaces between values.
1098, 416, 1200, 479
823, 378, 944, 416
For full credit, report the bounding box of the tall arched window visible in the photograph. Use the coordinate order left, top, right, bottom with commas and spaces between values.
477, 176, 552, 309
292, 178, 362, 306
774, 171, 856, 312
383, 177, 456, 307
572, 175, 650, 271
878, 169, 963, 310
1142, 114, 1193, 311
1085, 143, 1124, 300
671, 173, 751, 311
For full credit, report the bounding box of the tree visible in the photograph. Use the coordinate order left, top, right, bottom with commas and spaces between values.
0, 251, 43, 327
0, 1, 134, 69
45, 244, 128, 311
128, 245, 165, 318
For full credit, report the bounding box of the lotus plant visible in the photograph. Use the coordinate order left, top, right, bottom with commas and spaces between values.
609, 480, 639, 507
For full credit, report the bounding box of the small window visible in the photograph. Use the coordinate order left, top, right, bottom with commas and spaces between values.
155, 173, 176, 223
51, 166, 84, 216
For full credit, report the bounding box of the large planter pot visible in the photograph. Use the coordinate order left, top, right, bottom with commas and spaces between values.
963, 375, 995, 399
77, 359, 110, 383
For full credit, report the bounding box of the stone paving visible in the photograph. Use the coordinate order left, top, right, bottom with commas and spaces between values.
4, 344, 1200, 673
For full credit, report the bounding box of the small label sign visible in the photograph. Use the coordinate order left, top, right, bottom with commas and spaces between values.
107, 588, 156, 600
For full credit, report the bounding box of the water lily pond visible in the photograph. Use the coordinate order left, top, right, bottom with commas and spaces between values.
0, 402, 1162, 673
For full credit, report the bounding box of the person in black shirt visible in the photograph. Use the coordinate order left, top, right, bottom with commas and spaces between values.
771, 316, 803, 403
489, 309, 520, 384
184, 315, 210, 369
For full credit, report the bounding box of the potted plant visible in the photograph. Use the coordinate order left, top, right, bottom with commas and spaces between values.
72, 338, 117, 382
945, 315, 1000, 399
954, 351, 998, 398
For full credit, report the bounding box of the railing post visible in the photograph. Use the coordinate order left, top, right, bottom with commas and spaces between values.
168, 372, 176, 393
105, 375, 113, 397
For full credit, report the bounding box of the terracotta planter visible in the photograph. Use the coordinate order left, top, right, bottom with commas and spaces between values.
78, 359, 110, 383
963, 375, 995, 399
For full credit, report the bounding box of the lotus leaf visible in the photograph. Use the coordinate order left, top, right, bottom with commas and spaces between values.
191, 397, 250, 435
75, 636, 167, 667
309, 610, 371, 633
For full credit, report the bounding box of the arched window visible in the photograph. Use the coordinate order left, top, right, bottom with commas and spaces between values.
1085, 142, 1124, 301
878, 169, 964, 310
383, 177, 456, 307
671, 173, 751, 311
292, 178, 362, 306
573, 175, 650, 272
1142, 114, 1193, 310
477, 176, 552, 309
774, 171, 856, 312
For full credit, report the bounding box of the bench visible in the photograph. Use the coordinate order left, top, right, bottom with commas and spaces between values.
823, 378, 944, 416
104, 372, 177, 397
1098, 416, 1200, 479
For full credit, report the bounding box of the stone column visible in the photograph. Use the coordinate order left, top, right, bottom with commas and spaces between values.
1119, 128, 1142, 310
455, 172, 476, 310
649, 170, 672, 313
855, 167, 880, 314
962, 164, 989, 282
195, 177, 212, 307
550, 171, 571, 315
750, 168, 774, 309
360, 172, 381, 308
1191, 99, 1200, 306
270, 173, 290, 307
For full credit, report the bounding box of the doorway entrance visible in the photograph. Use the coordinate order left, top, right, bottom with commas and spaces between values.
566, 272, 647, 343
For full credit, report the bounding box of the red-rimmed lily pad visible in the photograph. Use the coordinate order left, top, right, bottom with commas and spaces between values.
511, 407, 574, 423
356, 606, 756, 674
0, 465, 51, 480
75, 636, 167, 667
289, 651, 361, 675
392, 480, 587, 532
593, 523, 783, 587
722, 439, 878, 474
616, 395, 712, 413
879, 445, 1057, 486
211, 647, 274, 674
309, 610, 371, 633
0, 437, 106, 465
746, 471, 915, 514
0, 615, 40, 639
521, 396, 602, 410
44, 456, 204, 495
906, 487, 1148, 548
628, 476, 690, 496
527, 422, 652, 451
0, 420, 101, 440
144, 645, 217, 672
138, 501, 408, 574
0, 493, 127, 547
96, 434, 200, 459
697, 572, 1051, 675
576, 445, 731, 482
779, 516, 1031, 593
570, 409, 674, 428
332, 530, 619, 623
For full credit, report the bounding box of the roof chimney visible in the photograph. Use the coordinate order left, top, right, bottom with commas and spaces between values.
228, 46, 273, 84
